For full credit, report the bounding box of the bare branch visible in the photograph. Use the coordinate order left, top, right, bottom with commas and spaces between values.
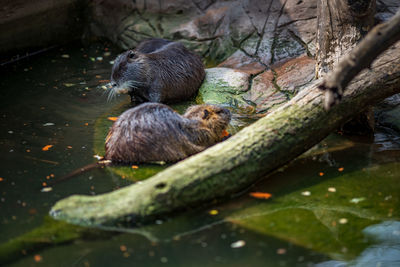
319, 10, 400, 110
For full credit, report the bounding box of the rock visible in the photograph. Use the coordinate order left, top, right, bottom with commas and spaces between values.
376, 98, 400, 133
274, 56, 316, 95
243, 70, 287, 114
217, 50, 266, 75
243, 56, 316, 114
197, 67, 253, 111
90, 0, 320, 66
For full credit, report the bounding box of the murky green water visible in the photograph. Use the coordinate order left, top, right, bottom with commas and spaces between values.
1, 43, 399, 266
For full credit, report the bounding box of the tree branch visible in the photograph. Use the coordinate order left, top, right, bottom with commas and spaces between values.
319, 10, 400, 110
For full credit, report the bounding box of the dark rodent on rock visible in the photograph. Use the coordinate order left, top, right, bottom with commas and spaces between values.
108, 38, 205, 104
105, 103, 231, 164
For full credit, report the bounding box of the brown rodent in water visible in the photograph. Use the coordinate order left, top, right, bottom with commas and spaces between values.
108, 38, 205, 104
105, 102, 231, 163
46, 103, 230, 187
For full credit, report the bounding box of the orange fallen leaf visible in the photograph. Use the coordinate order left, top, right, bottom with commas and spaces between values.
34, 254, 42, 262
84, 122, 89, 126
42, 145, 53, 151
42, 182, 47, 187
29, 208, 37, 215
131, 165, 139, 169
0, 177, 3, 182
249, 192, 272, 199
338, 167, 344, 172
319, 172, 324, 176
67, 146, 72, 149
209, 209, 219, 215
108, 117, 118, 121
221, 129, 230, 138
120, 245, 127, 252
277, 248, 286, 255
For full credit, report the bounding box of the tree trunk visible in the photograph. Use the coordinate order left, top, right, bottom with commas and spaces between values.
316, 0, 376, 78
50, 42, 400, 226
316, 0, 377, 134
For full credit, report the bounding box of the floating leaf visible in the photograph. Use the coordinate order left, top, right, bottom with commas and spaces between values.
249, 192, 272, 199
42, 145, 53, 151
43, 123, 55, 126
277, 248, 287, 255
230, 240, 246, 248
108, 117, 118, 122
131, 165, 139, 169
328, 187, 336, 192
34, 254, 42, 262
41, 187, 53, 193
301, 191, 311, 196
209, 209, 219, 215
338, 167, 344, 172
319, 172, 324, 176
350, 197, 366, 204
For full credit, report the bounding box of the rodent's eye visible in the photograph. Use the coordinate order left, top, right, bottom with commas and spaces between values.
202, 109, 210, 120
128, 51, 137, 60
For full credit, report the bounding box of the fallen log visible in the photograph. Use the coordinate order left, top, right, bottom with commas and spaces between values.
50, 42, 400, 227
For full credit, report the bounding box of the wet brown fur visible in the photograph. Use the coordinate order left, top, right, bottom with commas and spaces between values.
105, 103, 231, 163
110, 38, 205, 103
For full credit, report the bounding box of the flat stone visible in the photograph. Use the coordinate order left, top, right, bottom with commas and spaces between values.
243, 70, 287, 114
218, 50, 266, 75
274, 56, 316, 94
197, 67, 253, 110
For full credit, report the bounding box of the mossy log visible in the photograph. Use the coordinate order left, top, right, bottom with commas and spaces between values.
50, 42, 400, 227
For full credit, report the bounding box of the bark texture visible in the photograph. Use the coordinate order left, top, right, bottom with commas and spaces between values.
50, 42, 400, 227
316, 0, 376, 78
320, 10, 400, 109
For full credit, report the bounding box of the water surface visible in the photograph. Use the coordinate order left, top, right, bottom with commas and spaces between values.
1, 43, 399, 266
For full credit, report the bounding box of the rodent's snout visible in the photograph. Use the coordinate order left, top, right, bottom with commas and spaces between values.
222, 108, 230, 115
216, 107, 231, 123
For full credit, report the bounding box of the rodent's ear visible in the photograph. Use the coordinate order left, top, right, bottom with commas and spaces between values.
202, 109, 210, 120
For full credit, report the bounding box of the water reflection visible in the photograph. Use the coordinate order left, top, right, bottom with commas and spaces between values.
317, 221, 400, 266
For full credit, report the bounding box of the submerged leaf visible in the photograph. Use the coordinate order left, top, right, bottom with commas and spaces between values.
42, 145, 53, 151
249, 192, 272, 199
